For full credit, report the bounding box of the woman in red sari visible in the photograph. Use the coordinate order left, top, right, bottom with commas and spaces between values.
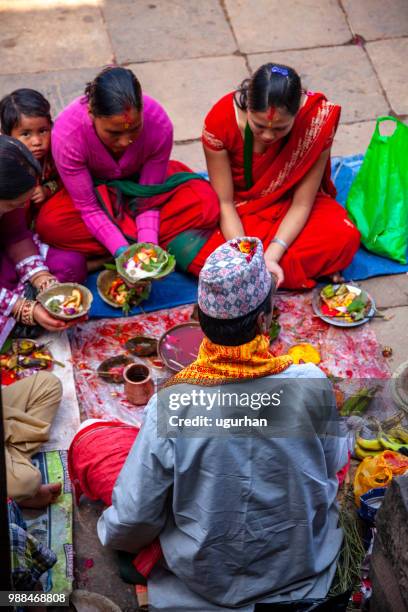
189, 63, 360, 289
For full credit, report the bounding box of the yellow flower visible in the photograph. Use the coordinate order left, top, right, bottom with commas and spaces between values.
239, 240, 253, 254
287, 343, 321, 365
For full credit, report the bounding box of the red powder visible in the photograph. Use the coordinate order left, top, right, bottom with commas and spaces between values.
267, 107, 276, 121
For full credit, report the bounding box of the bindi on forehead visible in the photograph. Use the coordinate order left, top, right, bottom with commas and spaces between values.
267, 107, 276, 120
122, 107, 134, 129
267, 107, 276, 127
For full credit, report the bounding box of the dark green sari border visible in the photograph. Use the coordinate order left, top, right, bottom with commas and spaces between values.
166, 230, 209, 272
95, 171, 207, 200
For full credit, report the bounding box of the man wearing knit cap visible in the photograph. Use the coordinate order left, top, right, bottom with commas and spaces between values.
82, 238, 349, 610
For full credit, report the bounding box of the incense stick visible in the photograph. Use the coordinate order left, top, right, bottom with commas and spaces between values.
168, 357, 185, 369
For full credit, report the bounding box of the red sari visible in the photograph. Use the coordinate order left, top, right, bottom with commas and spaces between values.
190, 92, 360, 289
35, 160, 219, 263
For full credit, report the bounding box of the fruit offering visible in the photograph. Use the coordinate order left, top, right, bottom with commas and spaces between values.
124, 246, 167, 280
47, 289, 84, 317
37, 283, 93, 321
107, 277, 150, 314
116, 243, 175, 284
352, 413, 408, 460
320, 284, 372, 323
0, 340, 62, 385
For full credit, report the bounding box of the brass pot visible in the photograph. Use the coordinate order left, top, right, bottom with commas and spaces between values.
123, 363, 154, 406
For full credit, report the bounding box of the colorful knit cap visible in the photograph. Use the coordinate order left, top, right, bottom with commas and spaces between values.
198, 237, 272, 319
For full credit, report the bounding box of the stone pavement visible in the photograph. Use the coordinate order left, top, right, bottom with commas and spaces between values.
0, 0, 407, 608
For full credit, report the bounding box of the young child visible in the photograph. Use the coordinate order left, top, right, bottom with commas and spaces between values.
0, 88, 60, 218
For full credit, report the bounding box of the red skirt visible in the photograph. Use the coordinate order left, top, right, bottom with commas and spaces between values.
189, 194, 360, 290
35, 161, 219, 258
68, 421, 162, 579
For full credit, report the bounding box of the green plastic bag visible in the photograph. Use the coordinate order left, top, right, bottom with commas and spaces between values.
346, 116, 408, 263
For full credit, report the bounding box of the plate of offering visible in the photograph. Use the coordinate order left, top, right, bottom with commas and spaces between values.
125, 336, 158, 357
37, 283, 93, 321
97, 355, 135, 384
0, 339, 63, 385
158, 322, 205, 372
312, 283, 376, 327
116, 243, 175, 285
97, 270, 151, 314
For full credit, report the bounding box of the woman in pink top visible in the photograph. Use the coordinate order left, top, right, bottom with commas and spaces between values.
35, 67, 219, 270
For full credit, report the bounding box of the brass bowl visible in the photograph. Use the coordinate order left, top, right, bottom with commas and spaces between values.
37, 283, 93, 321
97, 355, 134, 383
125, 336, 158, 357
116, 243, 175, 287
11, 339, 37, 355
158, 322, 204, 372
96, 269, 151, 309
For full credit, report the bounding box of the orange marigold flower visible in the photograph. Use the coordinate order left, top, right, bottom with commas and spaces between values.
239, 240, 253, 254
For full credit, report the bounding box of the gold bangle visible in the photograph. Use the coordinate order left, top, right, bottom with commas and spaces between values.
14, 297, 26, 322
38, 276, 58, 294
21, 300, 36, 326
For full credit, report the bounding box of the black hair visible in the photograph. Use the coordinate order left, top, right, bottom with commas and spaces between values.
235, 63, 302, 116
198, 286, 273, 346
0, 135, 40, 199
0, 88, 52, 135
85, 66, 142, 117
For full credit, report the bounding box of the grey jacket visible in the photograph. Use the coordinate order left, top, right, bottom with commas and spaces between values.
98, 364, 348, 611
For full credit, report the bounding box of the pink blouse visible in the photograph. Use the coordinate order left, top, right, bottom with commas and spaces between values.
51, 95, 173, 254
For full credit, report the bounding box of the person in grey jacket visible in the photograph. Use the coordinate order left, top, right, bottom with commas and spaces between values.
96, 237, 347, 611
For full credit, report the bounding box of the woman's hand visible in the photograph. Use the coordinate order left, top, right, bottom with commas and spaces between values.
204, 146, 246, 240
31, 272, 58, 292
33, 304, 72, 331
31, 185, 50, 205
264, 251, 284, 288
219, 202, 245, 241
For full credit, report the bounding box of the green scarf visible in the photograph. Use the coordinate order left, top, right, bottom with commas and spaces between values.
95, 171, 206, 204
243, 122, 254, 190
94, 172, 209, 271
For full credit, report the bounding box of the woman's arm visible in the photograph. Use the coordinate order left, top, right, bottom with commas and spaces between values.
265, 148, 331, 265
52, 137, 129, 256
136, 126, 173, 244
204, 145, 244, 240
3, 210, 51, 285
10, 297, 69, 331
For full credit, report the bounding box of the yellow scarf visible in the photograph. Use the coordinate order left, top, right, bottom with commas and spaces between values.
167, 334, 293, 387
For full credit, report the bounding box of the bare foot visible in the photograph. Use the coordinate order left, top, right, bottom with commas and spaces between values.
20, 482, 62, 509
331, 272, 344, 283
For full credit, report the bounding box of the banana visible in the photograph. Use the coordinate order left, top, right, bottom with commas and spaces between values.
381, 412, 404, 430
354, 444, 382, 460
63, 289, 82, 309
379, 435, 408, 452
356, 436, 382, 451
387, 427, 408, 444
